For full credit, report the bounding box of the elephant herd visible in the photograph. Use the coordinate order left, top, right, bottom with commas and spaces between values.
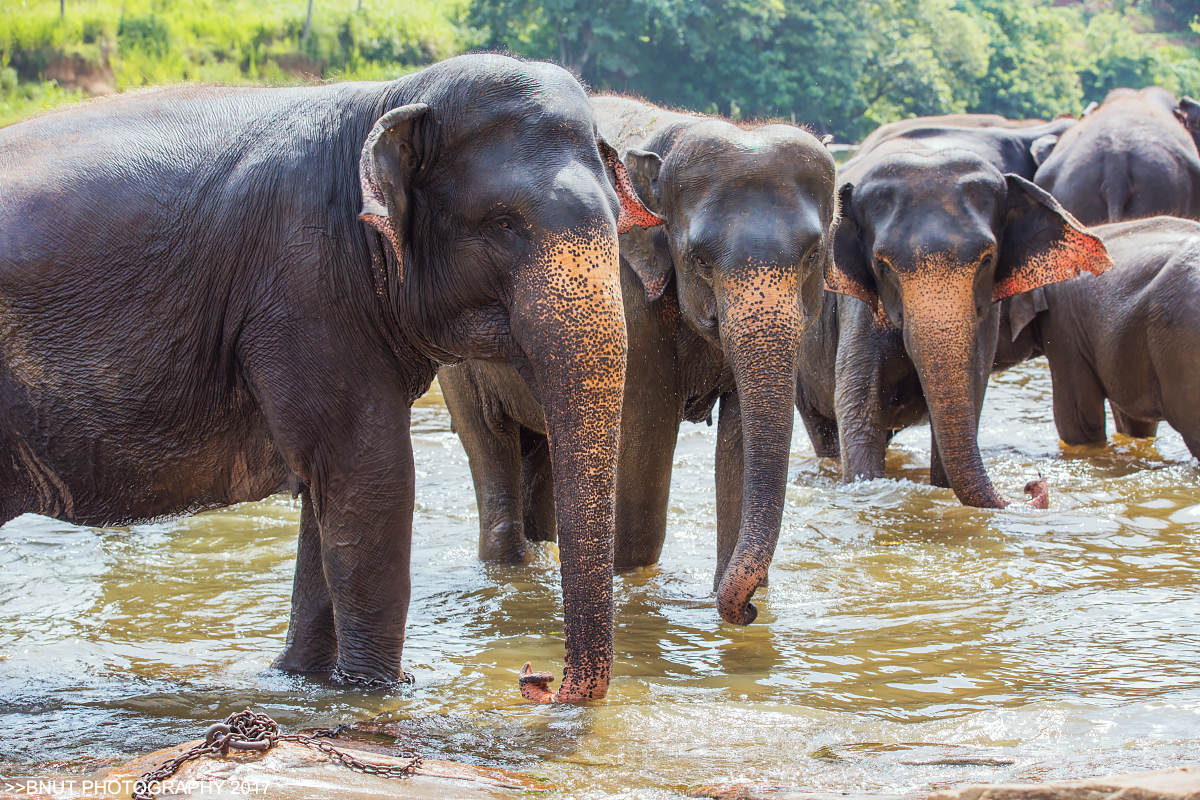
1, 54, 1197, 705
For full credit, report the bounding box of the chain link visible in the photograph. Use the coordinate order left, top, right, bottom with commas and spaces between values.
131, 709, 421, 800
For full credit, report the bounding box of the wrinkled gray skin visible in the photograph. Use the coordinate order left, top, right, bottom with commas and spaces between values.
853, 113, 1051, 155
843, 116, 1075, 178
440, 95, 837, 627
1035, 87, 1200, 223
994, 216, 1200, 458
795, 132, 1111, 507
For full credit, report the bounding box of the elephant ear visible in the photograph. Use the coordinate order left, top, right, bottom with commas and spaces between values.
598, 137, 664, 234
993, 174, 1112, 302
1175, 96, 1200, 134
359, 103, 429, 284
624, 148, 663, 214
1006, 286, 1049, 342
597, 138, 669, 301
1030, 134, 1059, 167
825, 182, 877, 307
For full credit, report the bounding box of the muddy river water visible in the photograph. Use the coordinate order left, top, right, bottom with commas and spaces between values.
2, 358, 1199, 797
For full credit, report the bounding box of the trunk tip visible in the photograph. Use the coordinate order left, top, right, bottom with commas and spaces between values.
519, 662, 557, 703
718, 600, 758, 626
1023, 477, 1050, 509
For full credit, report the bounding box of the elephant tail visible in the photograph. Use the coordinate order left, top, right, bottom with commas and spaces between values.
1101, 152, 1131, 223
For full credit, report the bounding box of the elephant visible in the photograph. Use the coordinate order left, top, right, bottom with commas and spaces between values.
794, 137, 1112, 507
440, 94, 837, 657
1035, 87, 1200, 224
994, 216, 1200, 459
852, 113, 1051, 155
0, 54, 663, 701
843, 116, 1076, 178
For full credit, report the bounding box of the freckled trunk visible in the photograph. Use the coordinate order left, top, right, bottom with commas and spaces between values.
714, 267, 802, 626
905, 307, 1007, 509
510, 231, 626, 700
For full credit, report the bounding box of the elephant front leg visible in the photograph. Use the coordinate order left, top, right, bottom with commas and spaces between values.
441, 367, 527, 562
316, 425, 418, 684
930, 430, 951, 489
273, 489, 338, 673
834, 342, 889, 482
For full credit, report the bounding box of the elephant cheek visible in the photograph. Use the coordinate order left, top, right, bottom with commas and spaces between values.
509, 227, 627, 701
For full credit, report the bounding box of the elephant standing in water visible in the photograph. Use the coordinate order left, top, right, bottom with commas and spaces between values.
440, 95, 836, 655
795, 134, 1112, 507
995, 217, 1200, 458
0, 54, 662, 701
1035, 87, 1200, 223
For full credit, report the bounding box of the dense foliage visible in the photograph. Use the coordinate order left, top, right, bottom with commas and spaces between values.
3, 0, 1200, 139
470, 0, 1200, 139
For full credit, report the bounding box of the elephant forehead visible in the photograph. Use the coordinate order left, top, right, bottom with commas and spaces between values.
671, 139, 833, 202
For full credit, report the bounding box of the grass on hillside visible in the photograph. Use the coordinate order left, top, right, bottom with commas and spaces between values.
0, 0, 467, 126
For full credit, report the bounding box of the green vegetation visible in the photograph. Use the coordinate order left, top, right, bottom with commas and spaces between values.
0, 0, 465, 126
470, 0, 1200, 140
3, 0, 1200, 140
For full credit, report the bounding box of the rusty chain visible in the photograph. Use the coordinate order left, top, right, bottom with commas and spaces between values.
131, 708, 421, 799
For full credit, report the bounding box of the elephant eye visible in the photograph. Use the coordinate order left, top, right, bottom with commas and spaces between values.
499, 220, 511, 229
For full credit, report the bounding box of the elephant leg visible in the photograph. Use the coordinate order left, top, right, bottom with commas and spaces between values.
611, 403, 679, 571
441, 368, 526, 562
715, 391, 747, 591
930, 429, 951, 488
1050, 361, 1107, 446
520, 428, 557, 544
799, 404, 840, 459
269, 399, 417, 682
1112, 405, 1158, 439
273, 488, 338, 673
834, 366, 889, 481
317, 420, 417, 683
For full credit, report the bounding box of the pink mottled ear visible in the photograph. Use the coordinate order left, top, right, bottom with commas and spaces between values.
358, 103, 428, 283
994, 174, 1112, 302
825, 182, 878, 307
598, 137, 664, 234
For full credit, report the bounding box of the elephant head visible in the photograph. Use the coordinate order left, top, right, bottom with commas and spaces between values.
357, 55, 661, 701
830, 150, 1110, 508
620, 120, 837, 625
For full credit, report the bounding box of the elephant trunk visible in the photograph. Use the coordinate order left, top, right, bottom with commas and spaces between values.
510, 226, 627, 702
904, 297, 1008, 509
714, 263, 802, 626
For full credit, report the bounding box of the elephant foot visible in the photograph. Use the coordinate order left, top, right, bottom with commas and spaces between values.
272, 646, 338, 675
1022, 477, 1050, 509
519, 662, 558, 703
331, 667, 415, 688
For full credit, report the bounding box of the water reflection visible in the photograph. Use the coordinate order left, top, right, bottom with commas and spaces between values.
1, 358, 1199, 796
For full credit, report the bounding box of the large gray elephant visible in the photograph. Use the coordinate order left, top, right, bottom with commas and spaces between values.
1035, 87, 1200, 223
994, 216, 1200, 458
795, 134, 1112, 508
440, 95, 837, 656
0, 54, 662, 701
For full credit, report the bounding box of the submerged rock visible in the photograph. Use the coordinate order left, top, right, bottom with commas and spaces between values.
686, 766, 1200, 800
4, 738, 546, 800
928, 766, 1200, 800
